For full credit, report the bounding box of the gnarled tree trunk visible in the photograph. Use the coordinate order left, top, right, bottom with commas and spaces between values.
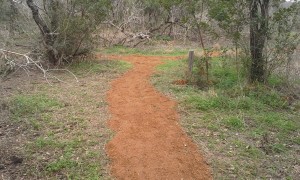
26, 0, 59, 65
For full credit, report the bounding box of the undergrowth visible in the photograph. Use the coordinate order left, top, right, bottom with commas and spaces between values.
152, 57, 300, 179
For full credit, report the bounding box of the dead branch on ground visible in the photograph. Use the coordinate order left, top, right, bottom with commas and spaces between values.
101, 21, 150, 47
0, 49, 78, 84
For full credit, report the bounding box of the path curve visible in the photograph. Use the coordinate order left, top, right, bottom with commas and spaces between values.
102, 54, 212, 180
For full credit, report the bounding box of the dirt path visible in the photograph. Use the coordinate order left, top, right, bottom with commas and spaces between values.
102, 54, 212, 180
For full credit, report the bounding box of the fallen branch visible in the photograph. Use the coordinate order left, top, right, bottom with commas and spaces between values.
0, 49, 78, 84
102, 21, 151, 47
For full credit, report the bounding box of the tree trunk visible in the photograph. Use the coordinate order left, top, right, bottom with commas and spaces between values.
249, 0, 269, 83
26, 0, 58, 65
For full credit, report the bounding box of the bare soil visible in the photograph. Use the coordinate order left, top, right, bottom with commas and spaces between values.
100, 54, 212, 180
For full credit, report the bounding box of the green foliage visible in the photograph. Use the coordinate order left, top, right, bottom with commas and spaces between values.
208, 0, 247, 40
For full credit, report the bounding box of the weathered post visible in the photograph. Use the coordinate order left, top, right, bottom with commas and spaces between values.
188, 50, 194, 80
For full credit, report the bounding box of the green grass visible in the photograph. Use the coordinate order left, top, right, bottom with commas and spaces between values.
268, 75, 285, 87
98, 45, 188, 56
157, 60, 184, 71
68, 59, 132, 76
10, 94, 63, 132
223, 116, 245, 130
152, 56, 300, 179
10, 94, 63, 120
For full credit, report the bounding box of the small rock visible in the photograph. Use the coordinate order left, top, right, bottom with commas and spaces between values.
0, 164, 5, 170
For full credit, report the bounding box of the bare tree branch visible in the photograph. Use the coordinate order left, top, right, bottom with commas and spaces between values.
0, 49, 78, 85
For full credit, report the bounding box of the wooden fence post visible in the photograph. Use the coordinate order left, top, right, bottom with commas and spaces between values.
188, 50, 194, 80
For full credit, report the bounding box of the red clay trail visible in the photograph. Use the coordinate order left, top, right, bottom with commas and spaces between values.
101, 54, 212, 180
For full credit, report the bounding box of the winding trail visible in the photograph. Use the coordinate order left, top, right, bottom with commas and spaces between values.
103, 54, 212, 180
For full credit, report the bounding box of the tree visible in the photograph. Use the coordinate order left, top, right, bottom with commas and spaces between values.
26, 0, 110, 65
208, 0, 300, 83
249, 0, 270, 83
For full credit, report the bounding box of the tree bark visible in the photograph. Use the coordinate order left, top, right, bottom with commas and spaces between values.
26, 0, 58, 65
249, 0, 270, 83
